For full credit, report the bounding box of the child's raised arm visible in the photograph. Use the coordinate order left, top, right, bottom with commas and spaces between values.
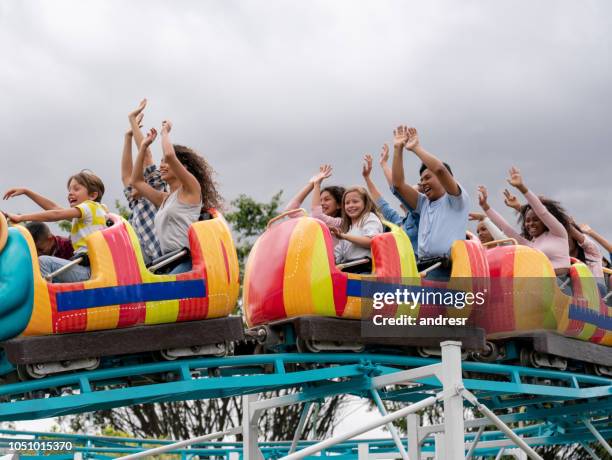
391, 125, 420, 209
131, 128, 167, 208
405, 127, 460, 197
3, 188, 61, 211
160, 121, 201, 205
5, 207, 81, 224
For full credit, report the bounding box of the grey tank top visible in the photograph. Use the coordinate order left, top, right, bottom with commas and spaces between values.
154, 189, 202, 254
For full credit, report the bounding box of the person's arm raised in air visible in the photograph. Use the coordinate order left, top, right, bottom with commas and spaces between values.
469, 212, 507, 241
131, 128, 167, 208
311, 165, 342, 227
378, 143, 393, 186
4, 207, 81, 224
579, 224, 612, 254
3, 188, 61, 211
503, 189, 522, 212
391, 125, 420, 209
507, 167, 567, 238
404, 127, 460, 196
363, 153, 400, 225
128, 99, 155, 168
362, 154, 382, 202
285, 167, 323, 211
120, 113, 143, 188
159, 121, 201, 205
479, 185, 529, 245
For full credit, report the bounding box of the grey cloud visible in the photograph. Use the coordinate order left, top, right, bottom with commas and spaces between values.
0, 0, 610, 249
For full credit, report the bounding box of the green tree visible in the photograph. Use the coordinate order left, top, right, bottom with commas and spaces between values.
225, 191, 283, 273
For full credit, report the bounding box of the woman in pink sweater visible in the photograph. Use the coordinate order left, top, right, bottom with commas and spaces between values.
478, 167, 570, 277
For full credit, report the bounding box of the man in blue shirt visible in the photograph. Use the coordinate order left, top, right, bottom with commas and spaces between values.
390, 125, 470, 277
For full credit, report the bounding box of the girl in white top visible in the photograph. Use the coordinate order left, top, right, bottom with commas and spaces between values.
331, 186, 384, 264
131, 120, 221, 273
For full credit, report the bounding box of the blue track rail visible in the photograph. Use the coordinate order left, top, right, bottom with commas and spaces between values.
0, 353, 610, 423
1, 420, 611, 459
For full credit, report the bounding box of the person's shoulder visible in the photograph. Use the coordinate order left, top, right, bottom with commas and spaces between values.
366, 212, 382, 222
446, 182, 470, 206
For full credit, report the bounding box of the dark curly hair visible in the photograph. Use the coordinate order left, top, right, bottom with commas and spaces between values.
173, 145, 222, 210
517, 196, 570, 240
321, 186, 345, 218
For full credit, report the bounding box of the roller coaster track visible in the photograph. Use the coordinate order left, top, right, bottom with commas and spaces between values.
0, 352, 610, 424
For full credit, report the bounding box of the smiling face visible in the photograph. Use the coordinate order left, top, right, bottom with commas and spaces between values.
524, 208, 546, 238
419, 169, 445, 201
159, 157, 175, 182
67, 179, 98, 207
476, 221, 493, 244
320, 190, 340, 217
343, 191, 366, 221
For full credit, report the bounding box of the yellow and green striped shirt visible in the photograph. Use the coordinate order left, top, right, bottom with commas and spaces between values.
70, 200, 108, 254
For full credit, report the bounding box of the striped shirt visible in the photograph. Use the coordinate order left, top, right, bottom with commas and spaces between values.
70, 200, 108, 254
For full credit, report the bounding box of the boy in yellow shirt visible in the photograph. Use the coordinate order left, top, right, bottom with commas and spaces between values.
3, 171, 107, 282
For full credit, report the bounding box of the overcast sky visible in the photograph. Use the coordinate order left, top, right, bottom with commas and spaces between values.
1, 0, 611, 246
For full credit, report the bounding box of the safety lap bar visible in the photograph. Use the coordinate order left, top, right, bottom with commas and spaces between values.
45, 257, 84, 282
267, 208, 307, 229
148, 249, 190, 274
336, 258, 371, 271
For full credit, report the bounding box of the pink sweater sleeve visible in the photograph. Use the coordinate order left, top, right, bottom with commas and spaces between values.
524, 190, 568, 239
284, 197, 303, 212
485, 207, 529, 245
312, 205, 342, 228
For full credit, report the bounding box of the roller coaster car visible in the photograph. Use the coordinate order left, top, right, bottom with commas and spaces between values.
473, 241, 612, 373
0, 211, 242, 379
243, 210, 487, 353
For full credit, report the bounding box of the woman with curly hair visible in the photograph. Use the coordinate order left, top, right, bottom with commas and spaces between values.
477, 167, 570, 285
132, 120, 220, 273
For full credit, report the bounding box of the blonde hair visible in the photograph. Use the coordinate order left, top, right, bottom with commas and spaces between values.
339, 186, 381, 233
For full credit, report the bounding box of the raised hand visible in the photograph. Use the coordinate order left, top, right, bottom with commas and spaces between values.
469, 212, 486, 222
404, 127, 420, 151
310, 164, 333, 184
128, 98, 147, 122
126, 112, 144, 136
3, 188, 28, 200
477, 185, 490, 211
161, 120, 172, 135
507, 166, 526, 192
362, 154, 373, 178
503, 188, 521, 210
4, 212, 22, 223
143, 128, 158, 147
378, 144, 390, 166
393, 125, 409, 149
